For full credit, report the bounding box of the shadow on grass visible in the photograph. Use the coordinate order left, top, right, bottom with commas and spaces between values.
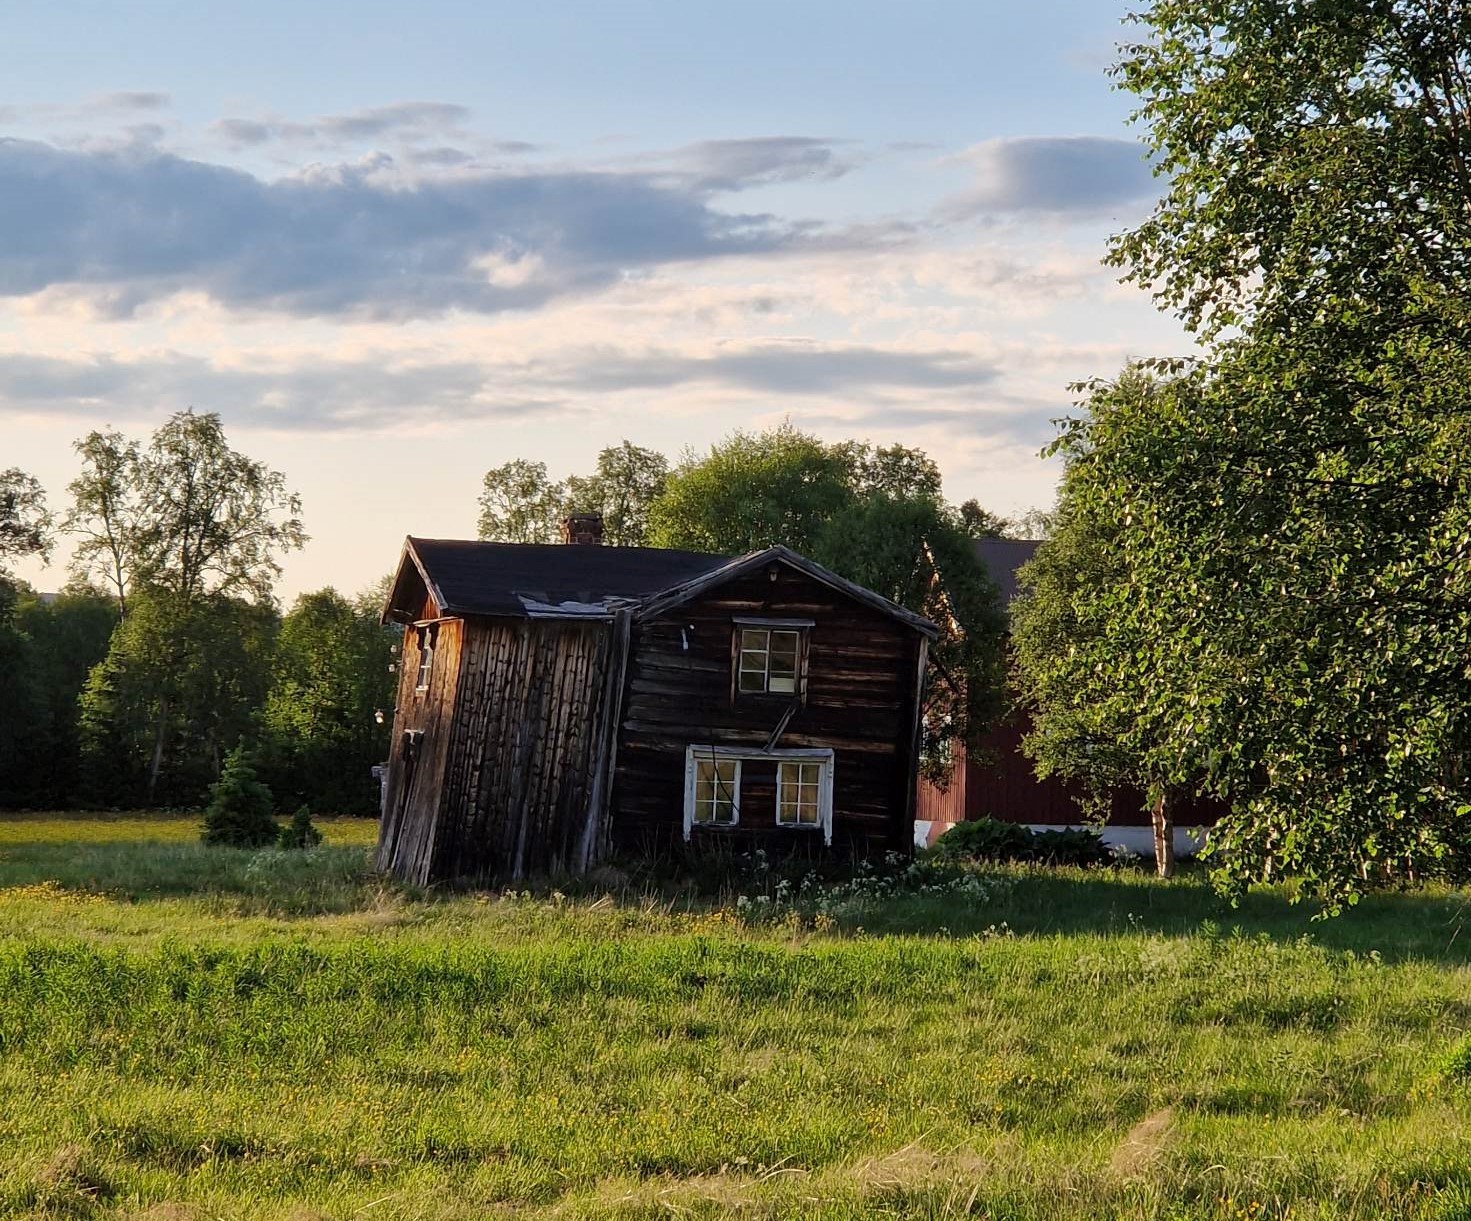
848, 864, 1471, 963
5, 818, 1471, 963
0, 839, 388, 916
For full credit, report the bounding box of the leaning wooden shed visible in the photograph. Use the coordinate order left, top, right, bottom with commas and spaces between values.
377, 527, 937, 885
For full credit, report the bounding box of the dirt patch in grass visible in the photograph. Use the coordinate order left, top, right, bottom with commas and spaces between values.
1109, 1107, 1176, 1179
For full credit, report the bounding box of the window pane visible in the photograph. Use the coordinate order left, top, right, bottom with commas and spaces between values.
739, 650, 768, 675
778, 760, 824, 826
694, 757, 737, 824
740, 629, 769, 653
768, 632, 798, 692
738, 669, 767, 693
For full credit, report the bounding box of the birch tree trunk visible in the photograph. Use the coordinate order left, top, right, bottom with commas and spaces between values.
1151, 790, 1176, 878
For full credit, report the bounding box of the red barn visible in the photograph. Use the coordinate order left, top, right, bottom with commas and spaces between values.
915, 538, 1219, 857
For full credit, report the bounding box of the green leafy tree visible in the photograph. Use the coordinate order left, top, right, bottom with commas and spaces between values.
477, 459, 565, 543
813, 496, 1007, 780
260, 588, 394, 815
0, 585, 119, 807
131, 410, 306, 605
1010, 368, 1203, 877
562, 442, 669, 546
646, 424, 856, 554
0, 582, 41, 799
63, 430, 142, 615
1112, 0, 1471, 340
1062, 0, 1471, 906
836, 442, 945, 503
0, 468, 51, 576
70, 412, 303, 804
201, 746, 278, 847
956, 499, 1010, 539
79, 590, 278, 807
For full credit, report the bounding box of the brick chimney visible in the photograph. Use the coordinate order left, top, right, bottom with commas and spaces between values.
561, 513, 604, 545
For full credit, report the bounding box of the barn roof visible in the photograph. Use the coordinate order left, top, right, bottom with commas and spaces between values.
385, 536, 938, 637
973, 538, 1040, 606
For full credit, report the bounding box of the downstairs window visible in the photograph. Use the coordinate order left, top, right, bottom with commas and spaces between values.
683, 746, 834, 844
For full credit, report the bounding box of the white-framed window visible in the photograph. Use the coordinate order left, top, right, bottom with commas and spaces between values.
777, 760, 825, 827
691, 753, 741, 826
683, 746, 834, 844
414, 627, 435, 692
737, 626, 803, 694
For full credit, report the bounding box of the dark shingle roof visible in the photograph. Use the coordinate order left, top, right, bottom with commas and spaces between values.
387, 537, 939, 637
403, 538, 731, 618
973, 538, 1040, 606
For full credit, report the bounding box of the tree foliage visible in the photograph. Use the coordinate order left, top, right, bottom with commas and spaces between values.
1112, 0, 1471, 339
79, 589, 278, 807
812, 496, 1006, 780
64, 430, 142, 615
562, 442, 669, 546
65, 412, 306, 613
1011, 369, 1206, 876
260, 588, 394, 815
0, 468, 51, 574
646, 424, 858, 555
1012, 0, 1471, 904
477, 458, 565, 544
0, 585, 118, 807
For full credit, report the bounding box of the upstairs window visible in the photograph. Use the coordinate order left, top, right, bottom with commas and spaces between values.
737, 626, 802, 695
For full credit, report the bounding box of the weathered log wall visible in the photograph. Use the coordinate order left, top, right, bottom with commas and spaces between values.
613, 564, 924, 858
423, 614, 623, 884
376, 611, 463, 883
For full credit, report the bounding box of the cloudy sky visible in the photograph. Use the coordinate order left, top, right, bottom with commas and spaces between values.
3, 0, 1192, 601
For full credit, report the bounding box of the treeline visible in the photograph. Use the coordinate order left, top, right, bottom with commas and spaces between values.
0, 413, 393, 813
4, 415, 1025, 811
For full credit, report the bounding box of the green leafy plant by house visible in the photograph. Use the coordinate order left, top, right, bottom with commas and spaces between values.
277, 803, 323, 851
932, 818, 1111, 868
201, 746, 278, 848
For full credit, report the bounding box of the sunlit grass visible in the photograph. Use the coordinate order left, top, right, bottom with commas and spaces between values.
3, 813, 1471, 1219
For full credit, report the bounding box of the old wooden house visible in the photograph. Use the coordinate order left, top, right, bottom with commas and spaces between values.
376, 519, 937, 884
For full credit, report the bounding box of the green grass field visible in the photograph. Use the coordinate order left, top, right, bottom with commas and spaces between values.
4, 813, 1471, 1220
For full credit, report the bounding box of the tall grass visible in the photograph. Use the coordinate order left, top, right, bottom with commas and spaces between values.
4, 814, 1471, 1218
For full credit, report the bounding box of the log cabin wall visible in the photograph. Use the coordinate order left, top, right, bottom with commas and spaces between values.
376, 610, 464, 884
613, 563, 924, 858
427, 614, 625, 883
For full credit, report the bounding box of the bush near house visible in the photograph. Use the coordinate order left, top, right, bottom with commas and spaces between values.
932, 817, 1114, 867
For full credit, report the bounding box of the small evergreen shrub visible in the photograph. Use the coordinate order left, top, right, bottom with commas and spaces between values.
932, 817, 1111, 867
277, 804, 323, 851
201, 747, 278, 848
